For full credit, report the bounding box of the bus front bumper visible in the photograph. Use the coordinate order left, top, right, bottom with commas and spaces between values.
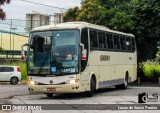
28, 83, 81, 94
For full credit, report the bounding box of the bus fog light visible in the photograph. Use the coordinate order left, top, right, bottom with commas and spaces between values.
66, 79, 79, 84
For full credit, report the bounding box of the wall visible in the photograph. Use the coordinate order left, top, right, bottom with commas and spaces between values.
0, 33, 28, 51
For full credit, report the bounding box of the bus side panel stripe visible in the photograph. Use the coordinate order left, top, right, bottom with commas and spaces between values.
98, 78, 124, 88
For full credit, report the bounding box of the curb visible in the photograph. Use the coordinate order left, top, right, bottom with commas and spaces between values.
0, 80, 28, 85
21, 80, 28, 84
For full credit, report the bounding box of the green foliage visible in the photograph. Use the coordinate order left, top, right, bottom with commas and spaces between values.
0, 0, 11, 19
63, 0, 160, 62
0, 0, 11, 4
137, 62, 144, 78
0, 47, 5, 58
141, 62, 160, 82
63, 7, 80, 22
12, 62, 27, 80
0, 46, 3, 51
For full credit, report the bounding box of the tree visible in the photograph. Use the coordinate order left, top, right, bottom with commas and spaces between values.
130, 0, 160, 61
0, 46, 4, 56
77, 0, 107, 25
0, 0, 11, 20
63, 0, 160, 62
63, 7, 80, 22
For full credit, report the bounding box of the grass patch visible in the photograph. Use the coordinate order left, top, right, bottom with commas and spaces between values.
142, 62, 160, 82
143, 63, 160, 77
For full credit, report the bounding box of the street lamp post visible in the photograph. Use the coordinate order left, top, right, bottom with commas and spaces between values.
11, 28, 17, 50
10, 19, 12, 53
11, 27, 17, 58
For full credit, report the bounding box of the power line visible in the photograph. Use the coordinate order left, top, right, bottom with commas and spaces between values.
0, 23, 27, 33
0, 29, 28, 37
2, 19, 54, 23
20, 0, 68, 10
0, 22, 25, 28
0, 25, 10, 29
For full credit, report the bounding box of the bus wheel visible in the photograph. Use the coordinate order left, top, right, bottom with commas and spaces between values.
116, 74, 128, 89
86, 77, 96, 97
46, 93, 53, 98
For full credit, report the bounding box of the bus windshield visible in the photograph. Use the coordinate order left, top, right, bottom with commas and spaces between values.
28, 30, 79, 75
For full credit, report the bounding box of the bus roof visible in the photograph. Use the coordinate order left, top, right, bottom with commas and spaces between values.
32, 22, 134, 37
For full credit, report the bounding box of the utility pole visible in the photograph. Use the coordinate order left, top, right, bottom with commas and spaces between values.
10, 19, 13, 55
11, 28, 17, 52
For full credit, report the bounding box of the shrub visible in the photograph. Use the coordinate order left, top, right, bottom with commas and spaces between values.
142, 62, 160, 82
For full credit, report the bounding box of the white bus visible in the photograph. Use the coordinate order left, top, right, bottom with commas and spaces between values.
22, 22, 137, 97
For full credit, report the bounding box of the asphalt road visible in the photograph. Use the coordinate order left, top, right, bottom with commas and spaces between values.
0, 84, 29, 99
0, 85, 160, 113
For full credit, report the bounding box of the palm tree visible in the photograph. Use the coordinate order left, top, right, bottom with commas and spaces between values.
0, 0, 11, 20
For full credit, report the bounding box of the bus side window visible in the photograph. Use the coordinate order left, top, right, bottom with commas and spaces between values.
126, 37, 132, 51
131, 38, 136, 51
98, 31, 106, 49
81, 28, 89, 72
120, 35, 126, 51
106, 33, 113, 50
35, 37, 45, 52
43, 37, 51, 52
90, 30, 98, 49
113, 35, 120, 50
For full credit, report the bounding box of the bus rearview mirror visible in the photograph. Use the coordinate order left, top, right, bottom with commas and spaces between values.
21, 43, 29, 61
80, 43, 87, 60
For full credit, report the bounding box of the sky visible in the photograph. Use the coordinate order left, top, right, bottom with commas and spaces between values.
1, 0, 81, 20
0, 0, 81, 33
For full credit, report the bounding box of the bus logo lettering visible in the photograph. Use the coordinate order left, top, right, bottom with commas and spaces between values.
100, 55, 110, 61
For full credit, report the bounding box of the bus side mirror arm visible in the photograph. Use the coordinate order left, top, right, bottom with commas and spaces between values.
80, 43, 85, 50
21, 43, 29, 61
80, 43, 87, 60
21, 43, 29, 49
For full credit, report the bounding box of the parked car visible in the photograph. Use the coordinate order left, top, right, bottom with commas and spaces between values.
0, 66, 21, 85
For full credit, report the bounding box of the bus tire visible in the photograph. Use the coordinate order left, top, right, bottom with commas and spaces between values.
116, 74, 128, 89
46, 93, 53, 98
86, 77, 96, 97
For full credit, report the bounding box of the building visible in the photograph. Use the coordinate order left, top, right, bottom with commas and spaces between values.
26, 12, 50, 32
54, 12, 65, 24
0, 32, 28, 59
0, 33, 28, 51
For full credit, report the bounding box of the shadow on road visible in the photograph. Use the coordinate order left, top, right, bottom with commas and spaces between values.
41, 87, 133, 100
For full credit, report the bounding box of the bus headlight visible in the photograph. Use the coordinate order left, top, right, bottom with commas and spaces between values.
65, 79, 79, 84
28, 81, 38, 85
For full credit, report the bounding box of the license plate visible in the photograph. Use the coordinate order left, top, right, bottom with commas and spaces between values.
47, 88, 56, 92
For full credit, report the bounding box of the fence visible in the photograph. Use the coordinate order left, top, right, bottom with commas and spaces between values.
0, 50, 27, 59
